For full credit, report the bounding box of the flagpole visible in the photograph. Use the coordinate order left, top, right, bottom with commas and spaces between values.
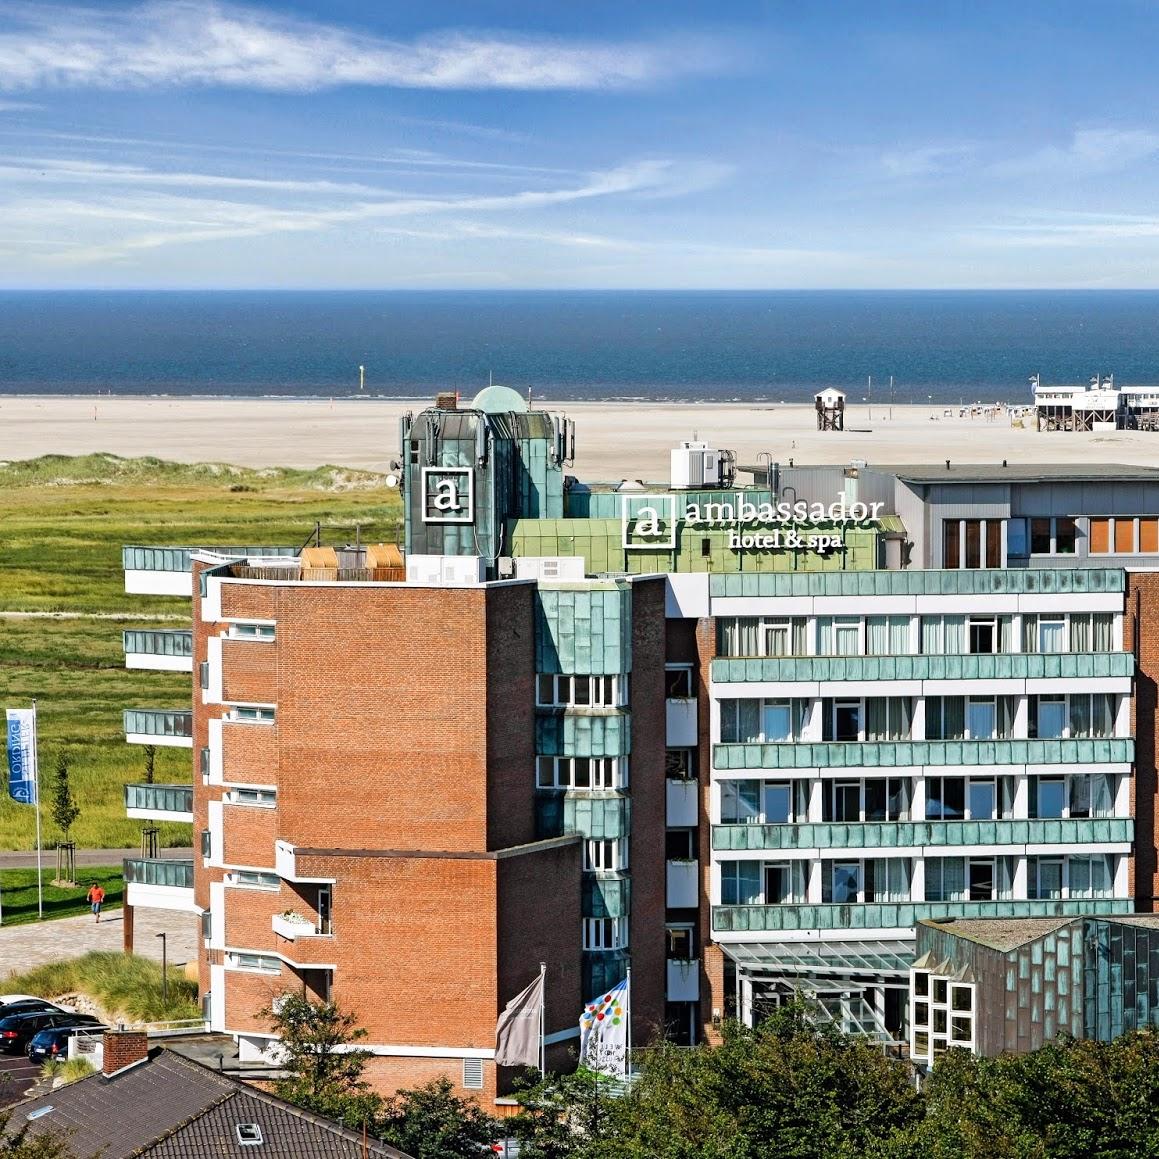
31, 700, 42, 921
538, 961, 546, 1076
625, 966, 632, 1079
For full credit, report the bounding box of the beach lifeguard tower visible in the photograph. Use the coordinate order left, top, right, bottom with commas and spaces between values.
815, 387, 846, 431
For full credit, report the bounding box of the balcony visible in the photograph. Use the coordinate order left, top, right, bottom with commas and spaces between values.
666, 860, 699, 908
666, 958, 700, 1001
536, 793, 630, 841
711, 651, 1135, 685
124, 858, 197, 913
713, 737, 1134, 771
708, 568, 1125, 599
272, 912, 332, 941
274, 841, 336, 884
712, 817, 1134, 851
666, 698, 698, 746
712, 896, 1126, 934
666, 778, 698, 827
123, 630, 193, 672
123, 709, 193, 748
124, 783, 194, 823
123, 545, 302, 597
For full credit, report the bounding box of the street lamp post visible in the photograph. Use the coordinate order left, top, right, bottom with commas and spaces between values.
156, 932, 168, 1008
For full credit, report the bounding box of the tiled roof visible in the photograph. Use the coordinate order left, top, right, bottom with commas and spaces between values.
9, 1049, 411, 1159
918, 916, 1080, 952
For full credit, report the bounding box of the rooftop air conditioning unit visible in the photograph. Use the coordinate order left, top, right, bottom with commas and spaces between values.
671, 441, 736, 489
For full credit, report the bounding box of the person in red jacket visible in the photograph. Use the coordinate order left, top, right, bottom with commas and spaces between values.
86, 882, 106, 923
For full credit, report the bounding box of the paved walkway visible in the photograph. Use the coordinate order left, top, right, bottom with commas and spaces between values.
0, 908, 199, 975
0, 848, 191, 869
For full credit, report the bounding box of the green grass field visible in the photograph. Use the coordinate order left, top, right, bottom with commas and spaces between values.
0, 453, 402, 850
0, 866, 124, 926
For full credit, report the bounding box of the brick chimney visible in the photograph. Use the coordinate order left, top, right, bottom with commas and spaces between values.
102, 1030, 149, 1076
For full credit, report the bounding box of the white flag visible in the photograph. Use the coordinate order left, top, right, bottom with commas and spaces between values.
495, 971, 544, 1069
578, 977, 629, 1077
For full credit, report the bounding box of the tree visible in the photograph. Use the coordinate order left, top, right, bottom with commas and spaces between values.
379, 1077, 500, 1159
261, 992, 383, 1131
50, 752, 80, 843
509, 1067, 617, 1159
142, 745, 156, 785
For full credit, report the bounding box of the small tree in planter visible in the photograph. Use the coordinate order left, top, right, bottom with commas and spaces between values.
51, 751, 81, 885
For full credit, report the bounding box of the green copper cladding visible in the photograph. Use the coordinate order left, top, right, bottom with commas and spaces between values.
537, 793, 631, 841
535, 582, 632, 674
535, 712, 632, 757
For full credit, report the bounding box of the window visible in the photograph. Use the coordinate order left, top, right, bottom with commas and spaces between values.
1027, 855, 1114, 899
1032, 777, 1066, 819
199, 747, 211, 780
865, 697, 912, 741
822, 699, 862, 742
229, 622, 275, 640
720, 861, 761, 905
665, 667, 693, 698
226, 786, 277, 807
200, 828, 212, 859
866, 615, 912, 656
911, 973, 975, 1066
537, 756, 627, 790
1028, 857, 1064, 899
228, 953, 280, 973
666, 926, 696, 959
822, 858, 910, 903
968, 859, 995, 901
1070, 613, 1115, 652
921, 615, 966, 655
665, 749, 696, 780
943, 519, 1001, 569
719, 699, 805, 744
716, 617, 807, 657
968, 778, 997, 820
926, 777, 965, 821
231, 870, 279, 890
764, 862, 799, 904
236, 1124, 264, 1146
1029, 696, 1067, 739
968, 616, 1013, 654
583, 917, 629, 950
228, 705, 275, 724
824, 777, 911, 823
1089, 516, 1159, 555
1028, 694, 1115, 739
720, 780, 804, 824
536, 674, 628, 708
583, 839, 627, 871
1031, 774, 1116, 818
1029, 517, 1077, 556
817, 616, 860, 656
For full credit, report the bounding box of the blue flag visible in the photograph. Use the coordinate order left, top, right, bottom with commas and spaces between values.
5, 709, 37, 805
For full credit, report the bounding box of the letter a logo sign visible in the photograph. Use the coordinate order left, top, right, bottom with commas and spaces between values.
422, 467, 475, 524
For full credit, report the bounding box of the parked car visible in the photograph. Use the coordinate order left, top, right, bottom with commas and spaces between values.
0, 998, 64, 1020
0, 1011, 96, 1054
26, 1022, 108, 1063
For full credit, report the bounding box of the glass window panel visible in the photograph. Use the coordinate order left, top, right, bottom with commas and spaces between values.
1070, 613, 1091, 653
1115, 518, 1136, 554
1056, 517, 1077, 554
834, 618, 860, 656
987, 519, 1002, 567
865, 779, 887, 822
1036, 697, 1066, 739
969, 780, 996, 820
1090, 517, 1111, 554
944, 616, 966, 654
721, 861, 762, 905
1093, 613, 1114, 651
1022, 613, 1038, 653
1142, 518, 1159, 554
943, 520, 961, 569
721, 780, 761, 823
763, 702, 792, 742
951, 987, 972, 1013
834, 701, 861, 741
764, 863, 793, 904
964, 521, 981, 569
951, 1016, 972, 1042
764, 782, 792, 824
968, 859, 995, 901
1039, 618, 1066, 653
1035, 778, 1065, 819
829, 861, 861, 903
914, 973, 929, 997
866, 616, 889, 656
1031, 518, 1052, 554
1007, 518, 1028, 556
967, 699, 996, 740
1036, 859, 1063, 899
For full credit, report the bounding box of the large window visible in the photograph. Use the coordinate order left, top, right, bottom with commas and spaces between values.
717, 617, 807, 658
537, 756, 627, 790
925, 857, 1009, 902
821, 697, 912, 742
583, 917, 629, 951
1069, 613, 1115, 652
823, 777, 911, 823
1089, 516, 1159, 555
720, 779, 805, 824
1029, 694, 1115, 739
816, 616, 861, 657
719, 861, 806, 905
967, 615, 1013, 654
583, 839, 628, 872
925, 696, 1015, 740
866, 615, 912, 656
921, 615, 966, 655
719, 699, 807, 744
822, 858, 910, 903
911, 970, 974, 1065
1027, 855, 1114, 899
1028, 516, 1077, 556
536, 674, 628, 708
1030, 774, 1116, 819
720, 861, 761, 905
926, 775, 1013, 821
943, 519, 1002, 569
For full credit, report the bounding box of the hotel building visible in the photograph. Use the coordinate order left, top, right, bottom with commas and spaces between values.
118, 385, 1159, 1098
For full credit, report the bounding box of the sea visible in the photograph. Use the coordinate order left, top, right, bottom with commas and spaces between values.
1, 289, 1157, 403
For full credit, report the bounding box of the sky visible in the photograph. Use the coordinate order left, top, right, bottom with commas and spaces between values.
2, 1, 1159, 289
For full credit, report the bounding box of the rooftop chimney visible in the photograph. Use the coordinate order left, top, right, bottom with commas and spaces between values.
103, 1030, 149, 1077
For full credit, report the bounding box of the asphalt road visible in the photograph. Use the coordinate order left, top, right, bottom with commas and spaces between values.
0, 848, 191, 870
0, 1051, 43, 1107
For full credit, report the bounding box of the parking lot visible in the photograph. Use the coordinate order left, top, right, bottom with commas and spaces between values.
0, 1052, 42, 1107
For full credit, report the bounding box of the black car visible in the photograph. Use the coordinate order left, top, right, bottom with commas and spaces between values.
26, 1021, 107, 1063
0, 1011, 91, 1054
0, 999, 61, 1019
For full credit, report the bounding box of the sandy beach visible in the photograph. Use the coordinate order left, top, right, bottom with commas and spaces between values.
1, 396, 1156, 481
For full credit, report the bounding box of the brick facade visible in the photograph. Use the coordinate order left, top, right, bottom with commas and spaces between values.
1126, 573, 1159, 909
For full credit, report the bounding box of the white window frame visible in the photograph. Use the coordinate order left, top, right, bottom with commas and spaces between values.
582, 916, 629, 950
226, 952, 281, 974
910, 970, 975, 1065
583, 839, 628, 872
536, 756, 627, 790
535, 674, 628, 709
228, 870, 280, 891
225, 786, 278, 808
226, 704, 276, 724
226, 621, 276, 642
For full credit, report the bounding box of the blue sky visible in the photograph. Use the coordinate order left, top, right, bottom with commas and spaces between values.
1, 1, 1159, 288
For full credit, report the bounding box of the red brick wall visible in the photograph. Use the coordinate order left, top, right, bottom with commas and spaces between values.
223, 967, 287, 1035
221, 803, 278, 868
1126, 575, 1158, 908
222, 723, 279, 785
221, 638, 277, 703
223, 882, 284, 950
694, 615, 721, 1041
628, 578, 669, 1043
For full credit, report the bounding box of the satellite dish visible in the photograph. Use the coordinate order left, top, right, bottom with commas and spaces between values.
385, 474, 399, 488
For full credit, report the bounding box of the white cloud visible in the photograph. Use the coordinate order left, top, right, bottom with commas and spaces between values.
879, 143, 973, 179
0, 1, 728, 92
992, 128, 1159, 178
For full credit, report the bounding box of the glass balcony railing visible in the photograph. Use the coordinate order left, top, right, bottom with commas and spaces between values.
711, 651, 1135, 684
123, 710, 193, 740
123, 630, 194, 658
582, 873, 631, 918
709, 568, 1125, 599
124, 858, 194, 889
714, 737, 1134, 770
123, 545, 298, 572
712, 896, 1126, 933
537, 793, 631, 841
712, 817, 1134, 851
124, 783, 194, 816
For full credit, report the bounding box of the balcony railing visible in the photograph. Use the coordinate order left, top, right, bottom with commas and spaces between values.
709, 568, 1125, 599
583, 873, 631, 919
713, 737, 1135, 770
124, 858, 194, 889
124, 709, 193, 743
537, 793, 631, 841
124, 783, 194, 819
122, 545, 299, 572
123, 630, 193, 658
712, 817, 1134, 851
711, 651, 1135, 684
712, 896, 1126, 933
